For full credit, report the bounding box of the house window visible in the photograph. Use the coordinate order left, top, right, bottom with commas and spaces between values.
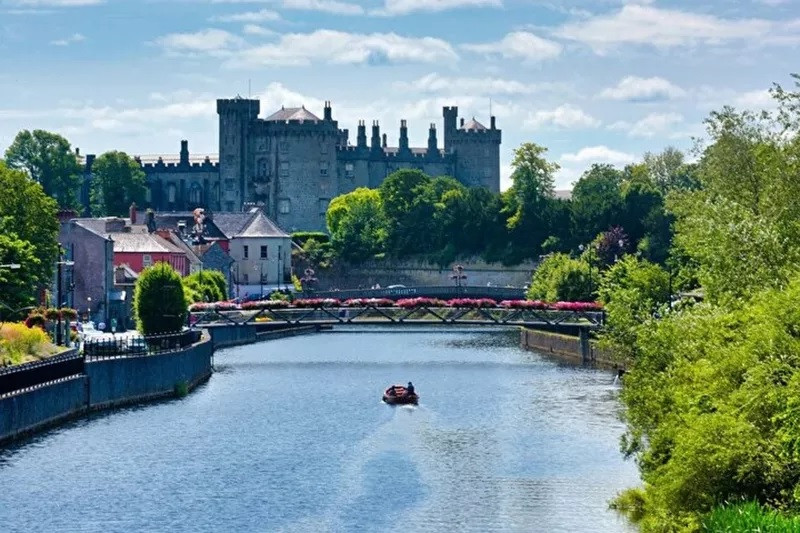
243, 273, 249, 284
189, 183, 202, 205
243, 245, 249, 259
320, 161, 328, 176
280, 162, 289, 176
278, 199, 291, 214
143, 254, 153, 268
260, 245, 267, 259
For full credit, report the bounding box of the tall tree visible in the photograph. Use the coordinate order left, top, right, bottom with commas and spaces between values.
570, 164, 624, 243
643, 146, 698, 193
0, 161, 59, 292
90, 151, 147, 217
326, 187, 387, 263
4, 129, 82, 209
379, 169, 436, 256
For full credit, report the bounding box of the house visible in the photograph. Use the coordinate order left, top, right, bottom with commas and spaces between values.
113, 264, 138, 330
193, 241, 235, 298
212, 208, 292, 298
153, 211, 230, 252
110, 231, 189, 275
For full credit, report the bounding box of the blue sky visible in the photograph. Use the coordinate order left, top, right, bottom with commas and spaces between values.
0, 0, 797, 190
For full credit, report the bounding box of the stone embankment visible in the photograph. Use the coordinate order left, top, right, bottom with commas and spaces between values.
520, 328, 622, 370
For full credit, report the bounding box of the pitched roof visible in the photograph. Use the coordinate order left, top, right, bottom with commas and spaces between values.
211, 213, 254, 239
212, 210, 289, 239
153, 213, 227, 241
461, 118, 487, 131
264, 106, 321, 122
240, 211, 290, 238
110, 233, 185, 254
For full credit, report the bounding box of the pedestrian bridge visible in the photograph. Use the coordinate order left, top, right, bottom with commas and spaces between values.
313, 285, 526, 301
191, 302, 604, 331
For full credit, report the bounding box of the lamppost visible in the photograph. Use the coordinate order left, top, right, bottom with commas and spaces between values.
230, 263, 240, 300
86, 297, 92, 322
451, 264, 467, 295
55, 253, 75, 346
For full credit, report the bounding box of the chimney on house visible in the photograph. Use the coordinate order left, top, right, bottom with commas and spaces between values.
460, 117, 465, 127
145, 209, 156, 233
129, 202, 137, 224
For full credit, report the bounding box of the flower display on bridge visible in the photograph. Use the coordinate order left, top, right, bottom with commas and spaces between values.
396, 298, 448, 308
446, 298, 498, 308
292, 298, 342, 308
241, 300, 291, 310
341, 298, 395, 307
499, 299, 548, 309
550, 301, 603, 311
188, 298, 604, 312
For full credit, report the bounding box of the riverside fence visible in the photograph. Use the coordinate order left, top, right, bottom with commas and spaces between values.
0, 350, 83, 398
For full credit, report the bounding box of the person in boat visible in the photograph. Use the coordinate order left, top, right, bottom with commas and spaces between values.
387, 385, 397, 396
406, 382, 415, 395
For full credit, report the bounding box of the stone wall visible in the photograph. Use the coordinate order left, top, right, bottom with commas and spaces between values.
319, 258, 536, 290
520, 328, 620, 369
207, 324, 258, 349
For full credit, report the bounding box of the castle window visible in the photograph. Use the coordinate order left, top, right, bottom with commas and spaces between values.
319, 198, 329, 215
278, 198, 291, 214
225, 179, 235, 191
484, 147, 490, 157
167, 184, 177, 203
189, 183, 202, 205
320, 161, 328, 176
320, 142, 328, 155
345, 163, 354, 178
225, 201, 234, 211
280, 162, 289, 176
279, 141, 289, 153
145, 186, 152, 203
258, 158, 268, 177
243, 273, 249, 284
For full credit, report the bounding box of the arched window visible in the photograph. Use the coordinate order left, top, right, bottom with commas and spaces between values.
167, 183, 177, 203
189, 183, 202, 205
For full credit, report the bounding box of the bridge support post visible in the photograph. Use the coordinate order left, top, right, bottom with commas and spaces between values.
579, 327, 592, 364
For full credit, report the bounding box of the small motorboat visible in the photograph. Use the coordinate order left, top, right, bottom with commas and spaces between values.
382, 385, 419, 405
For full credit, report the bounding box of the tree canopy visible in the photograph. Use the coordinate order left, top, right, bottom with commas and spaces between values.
4, 129, 82, 209
90, 151, 147, 217
133, 262, 187, 334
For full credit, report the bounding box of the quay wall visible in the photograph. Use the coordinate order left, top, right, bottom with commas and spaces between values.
520, 328, 620, 369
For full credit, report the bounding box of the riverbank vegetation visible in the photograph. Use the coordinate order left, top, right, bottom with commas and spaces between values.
601, 75, 800, 531
0, 322, 59, 366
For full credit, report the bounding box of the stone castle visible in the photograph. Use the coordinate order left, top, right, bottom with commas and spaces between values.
81, 98, 501, 232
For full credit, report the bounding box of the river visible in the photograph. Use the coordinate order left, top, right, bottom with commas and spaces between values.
0, 328, 639, 532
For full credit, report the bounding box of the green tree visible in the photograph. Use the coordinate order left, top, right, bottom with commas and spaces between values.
133, 262, 187, 334
4, 129, 82, 208
183, 270, 226, 304
90, 151, 147, 217
0, 227, 40, 315
570, 164, 624, 243
379, 169, 438, 256
643, 146, 699, 193
527, 253, 593, 302
326, 187, 387, 262
0, 161, 59, 291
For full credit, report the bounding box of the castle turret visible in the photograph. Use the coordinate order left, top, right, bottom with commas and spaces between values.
371, 121, 381, 152
399, 120, 409, 154
217, 97, 260, 212
180, 140, 189, 166
324, 100, 332, 121
443, 106, 458, 151
382, 133, 387, 149
427, 123, 438, 155
491, 116, 496, 130
357, 120, 367, 148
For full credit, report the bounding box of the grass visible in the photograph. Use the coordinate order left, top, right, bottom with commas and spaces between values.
0, 322, 60, 366
702, 502, 800, 532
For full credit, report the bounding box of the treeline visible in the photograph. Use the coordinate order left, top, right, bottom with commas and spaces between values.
596, 75, 800, 530
4, 129, 146, 217
326, 143, 694, 267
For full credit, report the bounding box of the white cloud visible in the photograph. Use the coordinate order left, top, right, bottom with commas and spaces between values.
155, 28, 243, 54
598, 76, 686, 102
609, 112, 684, 137
734, 89, 774, 109
284, 0, 363, 15
242, 24, 275, 36
403, 72, 537, 95
210, 8, 280, 22
555, 5, 798, 52
462, 31, 562, 62
50, 32, 85, 46
7, 0, 101, 5
372, 0, 500, 16
560, 145, 636, 165
224, 29, 457, 67
524, 104, 599, 129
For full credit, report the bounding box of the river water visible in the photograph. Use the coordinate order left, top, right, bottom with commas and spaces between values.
0, 328, 639, 532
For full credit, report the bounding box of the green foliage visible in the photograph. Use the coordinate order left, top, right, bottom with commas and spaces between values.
0, 322, 53, 366
173, 381, 189, 398
89, 151, 147, 217
4, 129, 82, 208
133, 262, 187, 334
300, 238, 336, 269
291, 232, 330, 246
326, 187, 387, 262
183, 270, 227, 304
702, 501, 800, 532
526, 253, 593, 302
0, 161, 60, 299
570, 164, 624, 243
291, 273, 302, 291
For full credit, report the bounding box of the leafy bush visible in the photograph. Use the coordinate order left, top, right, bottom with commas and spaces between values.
183, 270, 226, 304
134, 262, 186, 334
527, 253, 593, 302
291, 231, 330, 246
0, 322, 51, 365
702, 501, 800, 532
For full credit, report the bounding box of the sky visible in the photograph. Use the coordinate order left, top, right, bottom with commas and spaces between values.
0, 0, 797, 190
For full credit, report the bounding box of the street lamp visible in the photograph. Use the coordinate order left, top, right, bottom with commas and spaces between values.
55, 254, 75, 346
301, 267, 317, 297
450, 264, 467, 294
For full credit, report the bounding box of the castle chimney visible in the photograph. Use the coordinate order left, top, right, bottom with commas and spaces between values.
324, 100, 332, 121
427, 123, 437, 154
357, 120, 367, 148
371, 121, 381, 151
382, 133, 387, 148
75, 147, 80, 156
180, 140, 189, 165
399, 119, 409, 152
86, 154, 96, 170
129, 202, 137, 224
490, 116, 496, 130
460, 117, 465, 127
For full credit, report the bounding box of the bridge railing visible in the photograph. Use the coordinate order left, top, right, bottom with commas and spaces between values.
311, 286, 526, 301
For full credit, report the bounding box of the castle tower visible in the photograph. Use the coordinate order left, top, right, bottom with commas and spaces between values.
442, 106, 458, 151
398, 120, 410, 155
179, 140, 189, 166
357, 120, 367, 148
217, 97, 260, 212
370, 121, 381, 153
427, 123, 438, 156
444, 108, 501, 192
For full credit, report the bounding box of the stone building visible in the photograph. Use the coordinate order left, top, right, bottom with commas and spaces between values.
80, 99, 501, 232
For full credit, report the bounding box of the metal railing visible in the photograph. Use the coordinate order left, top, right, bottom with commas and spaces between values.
312, 285, 526, 301
83, 330, 201, 360
0, 350, 84, 397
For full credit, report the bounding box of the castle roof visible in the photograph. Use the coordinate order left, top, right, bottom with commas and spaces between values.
265, 106, 321, 122
461, 118, 487, 131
